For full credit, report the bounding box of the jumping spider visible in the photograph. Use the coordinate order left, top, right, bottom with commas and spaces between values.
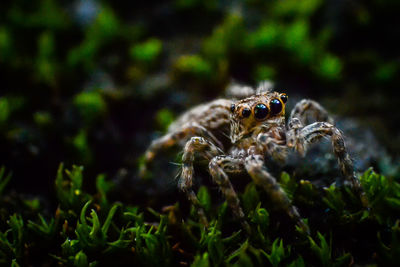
142, 82, 363, 233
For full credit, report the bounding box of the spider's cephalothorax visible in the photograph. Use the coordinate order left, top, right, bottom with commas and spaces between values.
229, 91, 287, 144
141, 82, 363, 233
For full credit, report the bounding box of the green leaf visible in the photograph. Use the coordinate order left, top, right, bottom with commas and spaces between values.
74, 250, 88, 267
130, 38, 163, 64
0, 166, 12, 195
279, 172, 297, 201
242, 183, 260, 213
262, 238, 287, 267
61, 238, 80, 256
27, 214, 55, 239
102, 204, 119, 236
73, 91, 107, 124
323, 184, 345, 214
308, 232, 331, 266
288, 256, 305, 267
192, 252, 210, 267
198, 186, 212, 212
96, 174, 114, 206
89, 209, 102, 242
173, 55, 213, 80
11, 259, 20, 267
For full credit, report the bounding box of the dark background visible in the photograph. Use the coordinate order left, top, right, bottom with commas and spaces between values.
0, 0, 399, 206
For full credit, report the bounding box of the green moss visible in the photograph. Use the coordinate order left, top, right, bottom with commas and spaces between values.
173, 54, 213, 80
247, 23, 282, 51
130, 38, 163, 65
73, 91, 107, 124
0, 97, 10, 125
36, 31, 57, 85
1, 163, 400, 266
155, 108, 175, 132
316, 54, 343, 80
202, 13, 246, 61
254, 64, 276, 82
0, 27, 12, 62
273, 0, 323, 17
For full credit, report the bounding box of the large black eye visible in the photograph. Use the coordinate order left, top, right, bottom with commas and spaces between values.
242, 108, 251, 118
270, 99, 282, 115
254, 104, 269, 120
280, 94, 288, 103
230, 104, 235, 113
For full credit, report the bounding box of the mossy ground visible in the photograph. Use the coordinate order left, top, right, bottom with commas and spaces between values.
2, 165, 400, 266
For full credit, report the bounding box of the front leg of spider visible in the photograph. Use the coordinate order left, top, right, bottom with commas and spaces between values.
288, 118, 366, 204
179, 136, 224, 226
140, 122, 223, 177
208, 155, 251, 233
244, 154, 309, 233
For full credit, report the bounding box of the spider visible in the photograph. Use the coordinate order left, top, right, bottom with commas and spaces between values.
141, 82, 363, 233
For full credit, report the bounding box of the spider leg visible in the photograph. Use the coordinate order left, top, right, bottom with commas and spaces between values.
225, 80, 274, 99
292, 122, 363, 193
179, 137, 224, 226
225, 82, 255, 99
289, 99, 335, 126
256, 133, 288, 163
140, 122, 223, 177
244, 154, 308, 232
208, 155, 251, 233
287, 99, 334, 153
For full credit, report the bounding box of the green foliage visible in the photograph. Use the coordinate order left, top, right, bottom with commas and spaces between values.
203, 13, 246, 60
2, 163, 400, 265
68, 7, 120, 70
273, 0, 323, 17
360, 168, 400, 224
155, 108, 175, 132
130, 38, 163, 65
27, 214, 56, 240
73, 91, 107, 124
0, 27, 12, 62
308, 232, 352, 267
262, 238, 288, 267
316, 54, 343, 80
36, 31, 57, 85
55, 163, 89, 210
197, 186, 212, 213
173, 55, 213, 80
0, 166, 12, 196
0, 97, 10, 126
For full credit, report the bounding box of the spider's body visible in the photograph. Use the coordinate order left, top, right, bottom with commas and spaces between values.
142, 83, 362, 232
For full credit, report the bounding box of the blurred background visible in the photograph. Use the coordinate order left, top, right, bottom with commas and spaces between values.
0, 0, 399, 205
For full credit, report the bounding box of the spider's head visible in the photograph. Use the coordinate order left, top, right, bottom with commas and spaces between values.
229, 92, 288, 144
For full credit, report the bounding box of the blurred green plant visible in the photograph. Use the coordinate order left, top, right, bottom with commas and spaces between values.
130, 38, 163, 66
173, 54, 213, 81
73, 91, 107, 124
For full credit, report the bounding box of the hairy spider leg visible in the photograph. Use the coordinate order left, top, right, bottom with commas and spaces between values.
244, 154, 309, 233
140, 122, 223, 177
208, 155, 251, 233
289, 99, 335, 126
256, 132, 288, 163
180, 136, 224, 226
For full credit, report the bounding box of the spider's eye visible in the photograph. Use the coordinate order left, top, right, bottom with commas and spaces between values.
270, 99, 282, 115
242, 108, 251, 118
254, 103, 269, 120
280, 93, 288, 103
230, 104, 235, 113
